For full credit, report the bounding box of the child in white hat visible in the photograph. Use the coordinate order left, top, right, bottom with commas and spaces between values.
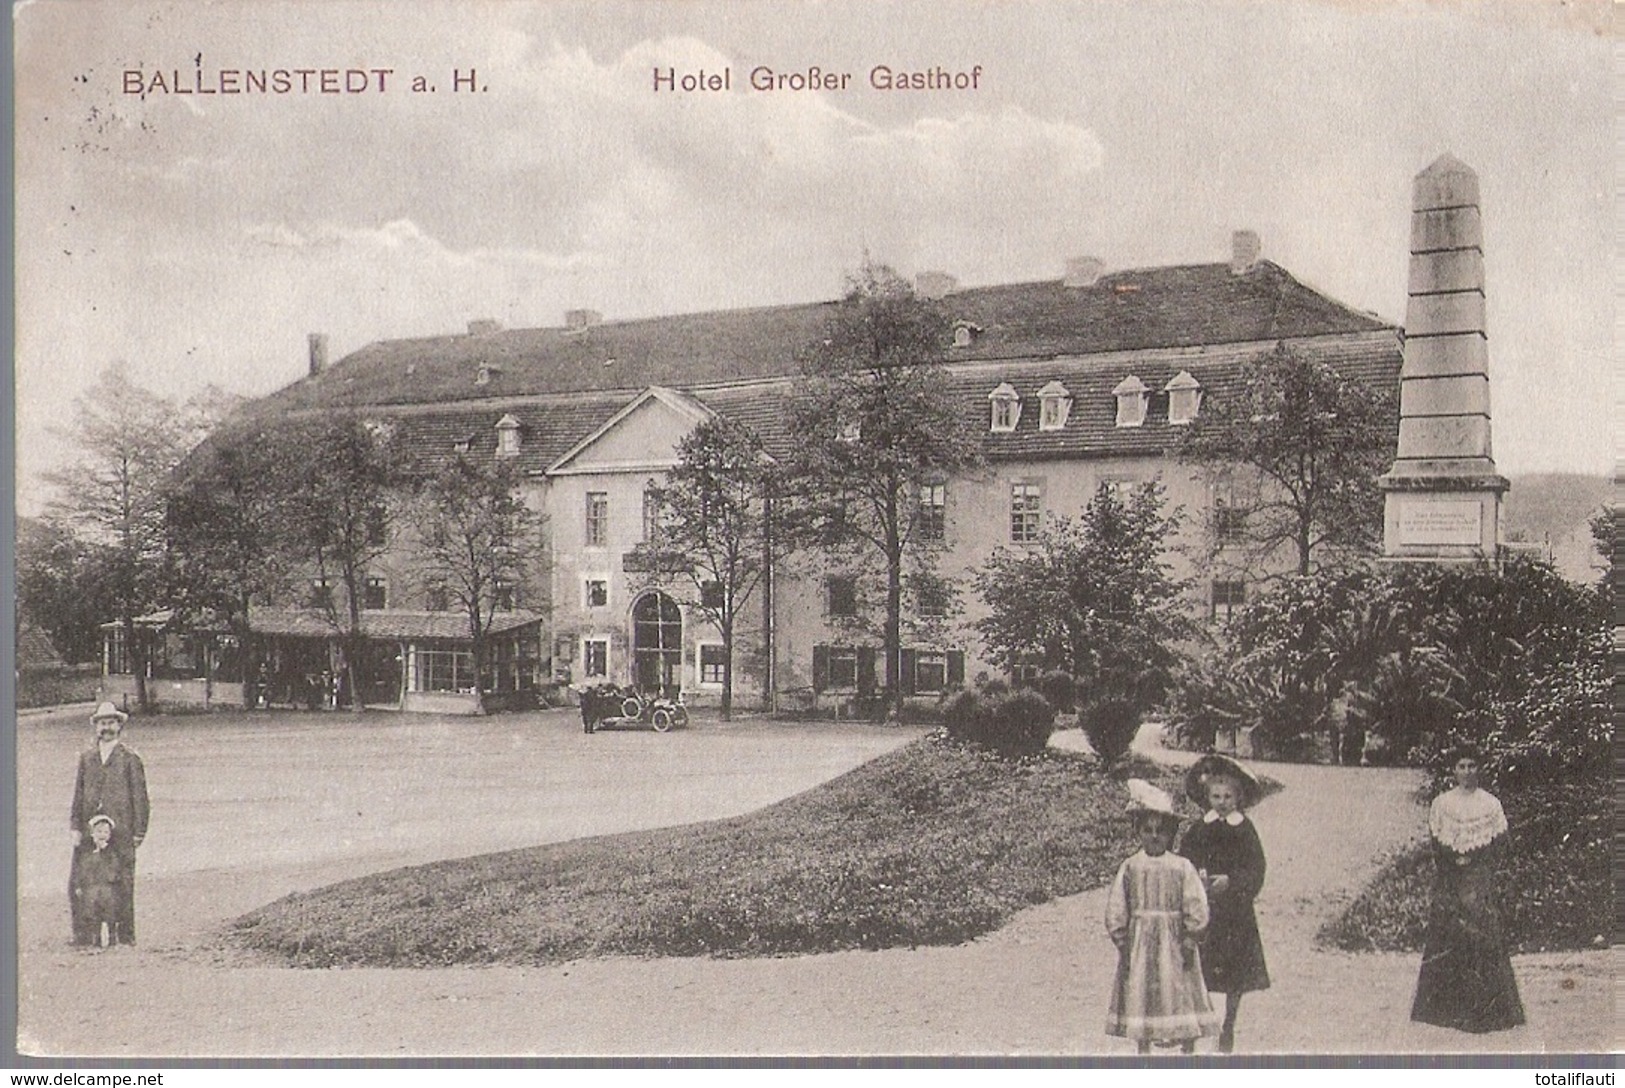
1104, 780, 1220, 1053
71, 814, 124, 949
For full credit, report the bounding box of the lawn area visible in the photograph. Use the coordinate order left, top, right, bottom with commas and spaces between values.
231, 736, 1189, 967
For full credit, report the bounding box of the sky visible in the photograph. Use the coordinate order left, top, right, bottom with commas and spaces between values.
13, 0, 1615, 516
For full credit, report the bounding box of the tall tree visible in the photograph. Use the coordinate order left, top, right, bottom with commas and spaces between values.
1176, 343, 1396, 576
789, 260, 982, 718
15, 517, 121, 665
402, 453, 542, 714
166, 418, 299, 639
633, 415, 781, 720
974, 481, 1198, 747
276, 414, 400, 712
42, 364, 196, 710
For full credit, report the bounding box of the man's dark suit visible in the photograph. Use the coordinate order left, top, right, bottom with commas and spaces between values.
69, 744, 149, 944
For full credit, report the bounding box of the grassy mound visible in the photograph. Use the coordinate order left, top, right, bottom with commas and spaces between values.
231, 737, 1190, 967
1317, 778, 1611, 954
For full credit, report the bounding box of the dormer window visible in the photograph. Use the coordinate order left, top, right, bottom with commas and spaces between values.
1112, 375, 1149, 428
988, 382, 1021, 433
1165, 371, 1203, 425
1038, 380, 1072, 431
952, 321, 982, 349
475, 363, 503, 386
453, 436, 473, 454
495, 414, 521, 457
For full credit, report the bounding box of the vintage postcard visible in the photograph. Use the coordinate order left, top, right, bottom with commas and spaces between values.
11, 0, 1614, 1063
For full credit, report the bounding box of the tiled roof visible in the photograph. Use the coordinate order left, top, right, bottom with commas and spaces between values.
254, 261, 1392, 413
681, 333, 1401, 464
244, 608, 544, 640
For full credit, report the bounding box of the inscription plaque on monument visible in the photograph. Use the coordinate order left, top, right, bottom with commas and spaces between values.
1397, 499, 1483, 546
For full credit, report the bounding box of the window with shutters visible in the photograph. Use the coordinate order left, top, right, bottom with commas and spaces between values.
914, 652, 948, 694
827, 647, 858, 690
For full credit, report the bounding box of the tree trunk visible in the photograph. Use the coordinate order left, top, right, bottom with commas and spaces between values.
720, 613, 734, 721
886, 541, 904, 721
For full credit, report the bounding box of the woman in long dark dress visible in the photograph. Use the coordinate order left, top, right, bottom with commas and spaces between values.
1180, 754, 1270, 1053
1410, 746, 1525, 1034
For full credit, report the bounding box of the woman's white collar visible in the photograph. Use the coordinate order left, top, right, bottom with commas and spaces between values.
1203, 810, 1244, 825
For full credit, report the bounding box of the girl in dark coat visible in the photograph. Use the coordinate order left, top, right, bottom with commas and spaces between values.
1180, 754, 1270, 1053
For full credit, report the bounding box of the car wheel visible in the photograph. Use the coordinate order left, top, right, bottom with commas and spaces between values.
651, 708, 675, 733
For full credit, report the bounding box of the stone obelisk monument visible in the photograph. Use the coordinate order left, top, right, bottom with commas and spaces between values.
1378, 153, 1509, 562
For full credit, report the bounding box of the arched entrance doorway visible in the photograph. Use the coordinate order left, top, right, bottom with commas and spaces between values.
631, 591, 682, 694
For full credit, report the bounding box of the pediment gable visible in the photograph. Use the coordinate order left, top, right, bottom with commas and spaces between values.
547, 387, 713, 475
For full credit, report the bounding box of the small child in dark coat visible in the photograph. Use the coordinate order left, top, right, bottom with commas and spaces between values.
72, 815, 124, 949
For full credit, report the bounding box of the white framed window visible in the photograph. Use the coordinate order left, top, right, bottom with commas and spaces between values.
1211, 580, 1246, 624
988, 382, 1021, 432
698, 643, 727, 687
585, 491, 609, 547
495, 414, 522, 457
417, 648, 475, 693
1112, 375, 1149, 427
584, 579, 609, 609
1165, 371, 1202, 424
583, 639, 609, 679
917, 482, 946, 542
1101, 476, 1140, 501
1037, 380, 1072, 431
1010, 480, 1043, 543
952, 321, 982, 348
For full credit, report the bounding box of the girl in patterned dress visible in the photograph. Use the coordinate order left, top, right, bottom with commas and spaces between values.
1105, 780, 1221, 1053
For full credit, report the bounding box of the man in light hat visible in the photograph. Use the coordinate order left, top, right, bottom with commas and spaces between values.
69, 702, 149, 945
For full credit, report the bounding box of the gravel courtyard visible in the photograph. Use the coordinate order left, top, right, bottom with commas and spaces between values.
13, 707, 1615, 1058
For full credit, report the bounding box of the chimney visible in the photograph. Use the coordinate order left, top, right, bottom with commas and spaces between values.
1230, 230, 1261, 274
565, 308, 602, 330
1063, 256, 1105, 287
467, 318, 502, 336
307, 333, 328, 376
914, 271, 958, 300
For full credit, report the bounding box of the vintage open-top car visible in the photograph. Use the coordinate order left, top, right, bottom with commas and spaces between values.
580, 684, 689, 733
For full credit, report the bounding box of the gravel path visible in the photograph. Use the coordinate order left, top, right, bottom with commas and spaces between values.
15, 722, 1614, 1058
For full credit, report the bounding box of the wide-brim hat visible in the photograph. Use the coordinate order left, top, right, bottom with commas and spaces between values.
90, 701, 128, 724
1125, 778, 1180, 822
1185, 754, 1262, 809
87, 814, 115, 831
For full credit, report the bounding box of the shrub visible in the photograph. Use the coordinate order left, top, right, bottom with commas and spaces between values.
1081, 697, 1140, 764
1034, 670, 1077, 714
941, 687, 1054, 758
1170, 557, 1610, 769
